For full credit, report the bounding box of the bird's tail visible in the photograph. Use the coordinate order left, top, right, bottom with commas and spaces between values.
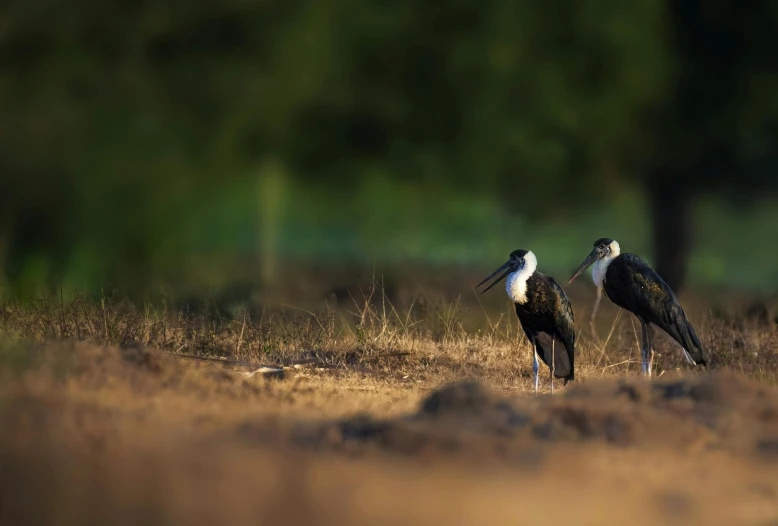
670, 314, 709, 367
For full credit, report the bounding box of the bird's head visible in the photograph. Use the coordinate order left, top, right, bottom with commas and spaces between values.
477, 249, 530, 294
568, 238, 620, 284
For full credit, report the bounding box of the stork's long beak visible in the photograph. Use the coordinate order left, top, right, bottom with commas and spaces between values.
477, 261, 514, 294
569, 250, 598, 284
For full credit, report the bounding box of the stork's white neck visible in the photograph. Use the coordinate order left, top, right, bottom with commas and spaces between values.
506, 251, 537, 304
592, 240, 620, 288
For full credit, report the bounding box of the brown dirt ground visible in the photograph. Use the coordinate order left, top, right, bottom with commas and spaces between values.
2, 342, 778, 525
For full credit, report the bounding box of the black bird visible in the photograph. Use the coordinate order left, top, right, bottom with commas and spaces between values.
568, 238, 710, 376
478, 249, 576, 393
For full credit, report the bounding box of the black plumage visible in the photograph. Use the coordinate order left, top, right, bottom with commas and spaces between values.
515, 272, 576, 383
601, 253, 709, 366
570, 238, 710, 373
478, 249, 576, 391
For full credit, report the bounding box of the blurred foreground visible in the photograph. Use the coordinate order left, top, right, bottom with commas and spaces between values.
1, 342, 778, 525
1, 288, 778, 524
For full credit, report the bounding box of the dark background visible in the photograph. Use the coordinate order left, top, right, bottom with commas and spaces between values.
2, 0, 778, 302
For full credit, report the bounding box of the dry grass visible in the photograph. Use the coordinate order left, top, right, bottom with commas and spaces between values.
2, 279, 777, 388
1, 281, 778, 525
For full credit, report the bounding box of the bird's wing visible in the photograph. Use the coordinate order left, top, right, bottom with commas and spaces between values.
605, 254, 708, 365
607, 255, 689, 331
548, 276, 576, 353
541, 275, 576, 380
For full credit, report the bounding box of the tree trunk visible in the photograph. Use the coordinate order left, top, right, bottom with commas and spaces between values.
647, 177, 693, 292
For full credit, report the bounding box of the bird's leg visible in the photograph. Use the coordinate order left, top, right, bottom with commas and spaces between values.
646, 323, 655, 377
532, 346, 540, 395
550, 339, 555, 394
639, 320, 649, 376
589, 287, 603, 339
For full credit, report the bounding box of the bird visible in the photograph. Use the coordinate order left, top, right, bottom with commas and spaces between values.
477, 249, 576, 394
568, 238, 710, 376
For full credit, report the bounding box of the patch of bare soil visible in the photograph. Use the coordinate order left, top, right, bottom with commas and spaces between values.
1, 344, 778, 525
239, 370, 778, 463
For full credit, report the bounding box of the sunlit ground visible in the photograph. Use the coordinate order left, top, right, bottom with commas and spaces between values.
1, 278, 777, 525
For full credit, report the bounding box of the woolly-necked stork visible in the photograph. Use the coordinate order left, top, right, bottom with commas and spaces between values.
569, 238, 710, 376
478, 249, 576, 393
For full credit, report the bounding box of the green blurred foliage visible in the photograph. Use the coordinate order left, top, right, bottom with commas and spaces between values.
1, 0, 778, 297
